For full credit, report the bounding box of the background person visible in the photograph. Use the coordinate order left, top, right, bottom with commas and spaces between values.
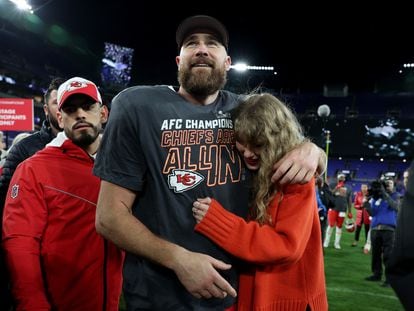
316, 176, 334, 245
316, 178, 328, 244
365, 179, 399, 287
323, 186, 350, 249
2, 77, 123, 310
0, 77, 65, 311
352, 183, 371, 247
0, 131, 7, 168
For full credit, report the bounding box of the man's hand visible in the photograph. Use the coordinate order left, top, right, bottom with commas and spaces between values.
172, 249, 237, 299
271, 141, 326, 185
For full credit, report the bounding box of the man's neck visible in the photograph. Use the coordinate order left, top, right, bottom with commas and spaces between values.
84, 134, 102, 158
177, 87, 220, 106
50, 125, 61, 136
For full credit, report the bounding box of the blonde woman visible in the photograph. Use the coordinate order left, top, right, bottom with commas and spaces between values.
193, 93, 328, 310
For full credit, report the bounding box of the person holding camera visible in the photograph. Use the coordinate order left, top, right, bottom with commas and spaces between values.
365, 179, 399, 287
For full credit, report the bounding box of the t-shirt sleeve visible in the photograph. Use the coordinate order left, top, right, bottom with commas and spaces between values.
94, 89, 147, 192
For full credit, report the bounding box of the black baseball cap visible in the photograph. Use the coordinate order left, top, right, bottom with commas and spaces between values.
176, 15, 229, 50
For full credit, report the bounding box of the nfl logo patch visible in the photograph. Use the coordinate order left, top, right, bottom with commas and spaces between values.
11, 184, 19, 199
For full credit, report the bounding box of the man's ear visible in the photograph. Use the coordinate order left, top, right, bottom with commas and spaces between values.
57, 110, 64, 129
43, 103, 49, 117
225, 56, 232, 71
176, 56, 181, 70
101, 105, 109, 124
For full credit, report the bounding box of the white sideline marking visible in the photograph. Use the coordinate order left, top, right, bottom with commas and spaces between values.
328, 287, 398, 300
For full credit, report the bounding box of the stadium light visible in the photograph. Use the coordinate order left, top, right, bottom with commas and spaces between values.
7, 0, 33, 13
230, 63, 274, 73
231, 63, 248, 72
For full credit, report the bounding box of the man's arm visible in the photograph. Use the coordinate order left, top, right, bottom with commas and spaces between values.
3, 166, 51, 309
383, 191, 399, 211
95, 181, 236, 299
271, 141, 326, 185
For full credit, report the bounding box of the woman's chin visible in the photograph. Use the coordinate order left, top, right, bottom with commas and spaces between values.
245, 163, 260, 171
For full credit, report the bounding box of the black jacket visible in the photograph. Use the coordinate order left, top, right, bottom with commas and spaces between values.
0, 120, 56, 206
0, 120, 56, 310
319, 182, 335, 209
387, 161, 414, 310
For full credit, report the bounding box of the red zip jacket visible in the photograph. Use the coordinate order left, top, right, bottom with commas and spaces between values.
354, 191, 371, 226
354, 191, 364, 210
195, 179, 328, 311
2, 134, 124, 311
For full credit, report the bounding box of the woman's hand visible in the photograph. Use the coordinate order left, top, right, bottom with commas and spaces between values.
192, 197, 212, 224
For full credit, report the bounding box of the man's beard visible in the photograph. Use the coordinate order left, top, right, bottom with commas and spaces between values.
178, 64, 227, 97
66, 124, 100, 148
47, 113, 63, 131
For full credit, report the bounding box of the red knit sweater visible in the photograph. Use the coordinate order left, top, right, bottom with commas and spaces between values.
195, 179, 328, 311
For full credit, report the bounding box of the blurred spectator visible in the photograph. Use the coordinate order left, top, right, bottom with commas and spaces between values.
316, 176, 333, 244
330, 173, 353, 208
0, 77, 64, 199
9, 132, 31, 148
0, 131, 7, 168
352, 184, 371, 247
365, 179, 399, 287
403, 169, 409, 188
0, 77, 65, 311
324, 174, 353, 250
1, 132, 32, 162
328, 187, 349, 250
387, 162, 413, 309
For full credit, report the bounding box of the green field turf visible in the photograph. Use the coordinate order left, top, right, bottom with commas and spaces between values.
323, 227, 403, 310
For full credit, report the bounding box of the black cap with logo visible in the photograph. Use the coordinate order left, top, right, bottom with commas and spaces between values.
176, 15, 229, 50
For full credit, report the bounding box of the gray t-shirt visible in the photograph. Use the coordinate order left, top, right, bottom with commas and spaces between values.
94, 85, 250, 310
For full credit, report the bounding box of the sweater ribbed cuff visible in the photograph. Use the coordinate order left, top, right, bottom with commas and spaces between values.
195, 199, 239, 247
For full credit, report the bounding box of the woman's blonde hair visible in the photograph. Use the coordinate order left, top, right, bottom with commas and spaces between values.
234, 93, 306, 224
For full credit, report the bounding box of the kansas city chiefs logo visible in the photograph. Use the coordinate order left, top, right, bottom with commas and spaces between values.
66, 80, 87, 92
70, 81, 84, 88
168, 169, 204, 193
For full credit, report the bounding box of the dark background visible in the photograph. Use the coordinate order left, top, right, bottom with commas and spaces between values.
2, 1, 414, 91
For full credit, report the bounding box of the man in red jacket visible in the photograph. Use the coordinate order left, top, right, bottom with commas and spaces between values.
352, 183, 370, 247
0, 78, 65, 310
2, 77, 123, 311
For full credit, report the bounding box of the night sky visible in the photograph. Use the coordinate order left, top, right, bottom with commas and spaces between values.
4, 1, 414, 92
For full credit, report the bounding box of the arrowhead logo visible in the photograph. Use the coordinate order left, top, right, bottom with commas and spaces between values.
168, 169, 205, 193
